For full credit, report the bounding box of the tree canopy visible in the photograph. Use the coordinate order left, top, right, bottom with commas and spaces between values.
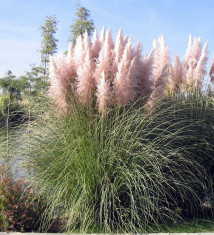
69, 6, 95, 45
40, 15, 58, 76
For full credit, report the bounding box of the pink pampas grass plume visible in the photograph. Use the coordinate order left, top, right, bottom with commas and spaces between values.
147, 63, 169, 110
74, 35, 85, 67
147, 85, 165, 111
100, 26, 105, 44
154, 62, 170, 88
49, 55, 68, 112
183, 36, 201, 70
191, 37, 202, 66
94, 28, 115, 84
91, 29, 101, 59
76, 49, 95, 104
193, 41, 208, 87
96, 72, 111, 113
105, 28, 114, 51
67, 42, 73, 64
66, 43, 76, 79
50, 53, 76, 92
173, 54, 182, 84
183, 36, 201, 68
186, 65, 194, 87
134, 41, 143, 70
169, 54, 182, 92
153, 35, 170, 85
83, 31, 91, 51
113, 40, 138, 105
183, 35, 193, 64
49, 50, 77, 113
209, 56, 214, 83
182, 37, 206, 88
114, 28, 125, 65
123, 35, 129, 45
138, 49, 155, 96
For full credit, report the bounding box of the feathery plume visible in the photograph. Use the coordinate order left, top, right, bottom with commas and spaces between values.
183, 37, 205, 88
96, 72, 111, 112
138, 49, 154, 96
123, 35, 129, 45
76, 49, 95, 104
83, 31, 91, 51
194, 41, 208, 86
67, 42, 73, 64
74, 35, 85, 67
169, 54, 182, 92
100, 26, 105, 43
49, 54, 71, 112
183, 34, 193, 63
105, 28, 114, 51
153, 35, 170, 86
147, 62, 169, 109
191, 37, 201, 66
94, 28, 115, 84
91, 29, 101, 59
114, 28, 125, 65
209, 56, 214, 83
113, 41, 138, 105
50, 28, 212, 114
147, 85, 165, 111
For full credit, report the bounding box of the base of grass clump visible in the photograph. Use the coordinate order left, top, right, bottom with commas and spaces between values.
22, 92, 214, 233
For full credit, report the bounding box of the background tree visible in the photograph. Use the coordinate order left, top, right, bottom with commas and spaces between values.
40, 15, 58, 77
69, 5, 95, 45
22, 66, 49, 95
0, 71, 29, 100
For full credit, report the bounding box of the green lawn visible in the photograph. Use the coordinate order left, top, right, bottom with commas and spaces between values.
149, 218, 214, 233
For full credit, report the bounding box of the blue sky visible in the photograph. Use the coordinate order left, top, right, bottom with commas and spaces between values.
1, 0, 214, 77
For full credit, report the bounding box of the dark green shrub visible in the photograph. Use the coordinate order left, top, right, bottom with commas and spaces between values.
0, 165, 59, 232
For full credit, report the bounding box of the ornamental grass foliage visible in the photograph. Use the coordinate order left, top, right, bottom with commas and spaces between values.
25, 28, 214, 233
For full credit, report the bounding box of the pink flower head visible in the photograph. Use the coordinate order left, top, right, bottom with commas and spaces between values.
113, 41, 138, 105
76, 49, 95, 104
74, 34, 85, 67
91, 29, 101, 59
100, 26, 105, 44
94, 28, 115, 84
169, 54, 182, 91
67, 42, 73, 64
138, 49, 155, 96
49, 54, 69, 112
183, 37, 207, 88
209, 56, 214, 83
114, 28, 125, 65
193, 41, 208, 87
83, 31, 91, 51
96, 72, 111, 113
153, 35, 170, 85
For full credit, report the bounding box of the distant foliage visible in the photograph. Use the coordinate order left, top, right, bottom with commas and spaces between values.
49, 28, 211, 113
40, 15, 58, 76
69, 6, 95, 45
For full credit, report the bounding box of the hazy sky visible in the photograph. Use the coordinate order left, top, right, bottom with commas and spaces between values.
1, 0, 214, 77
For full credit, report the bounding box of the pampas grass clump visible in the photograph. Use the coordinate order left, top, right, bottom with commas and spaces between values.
24, 92, 214, 233
23, 29, 214, 233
